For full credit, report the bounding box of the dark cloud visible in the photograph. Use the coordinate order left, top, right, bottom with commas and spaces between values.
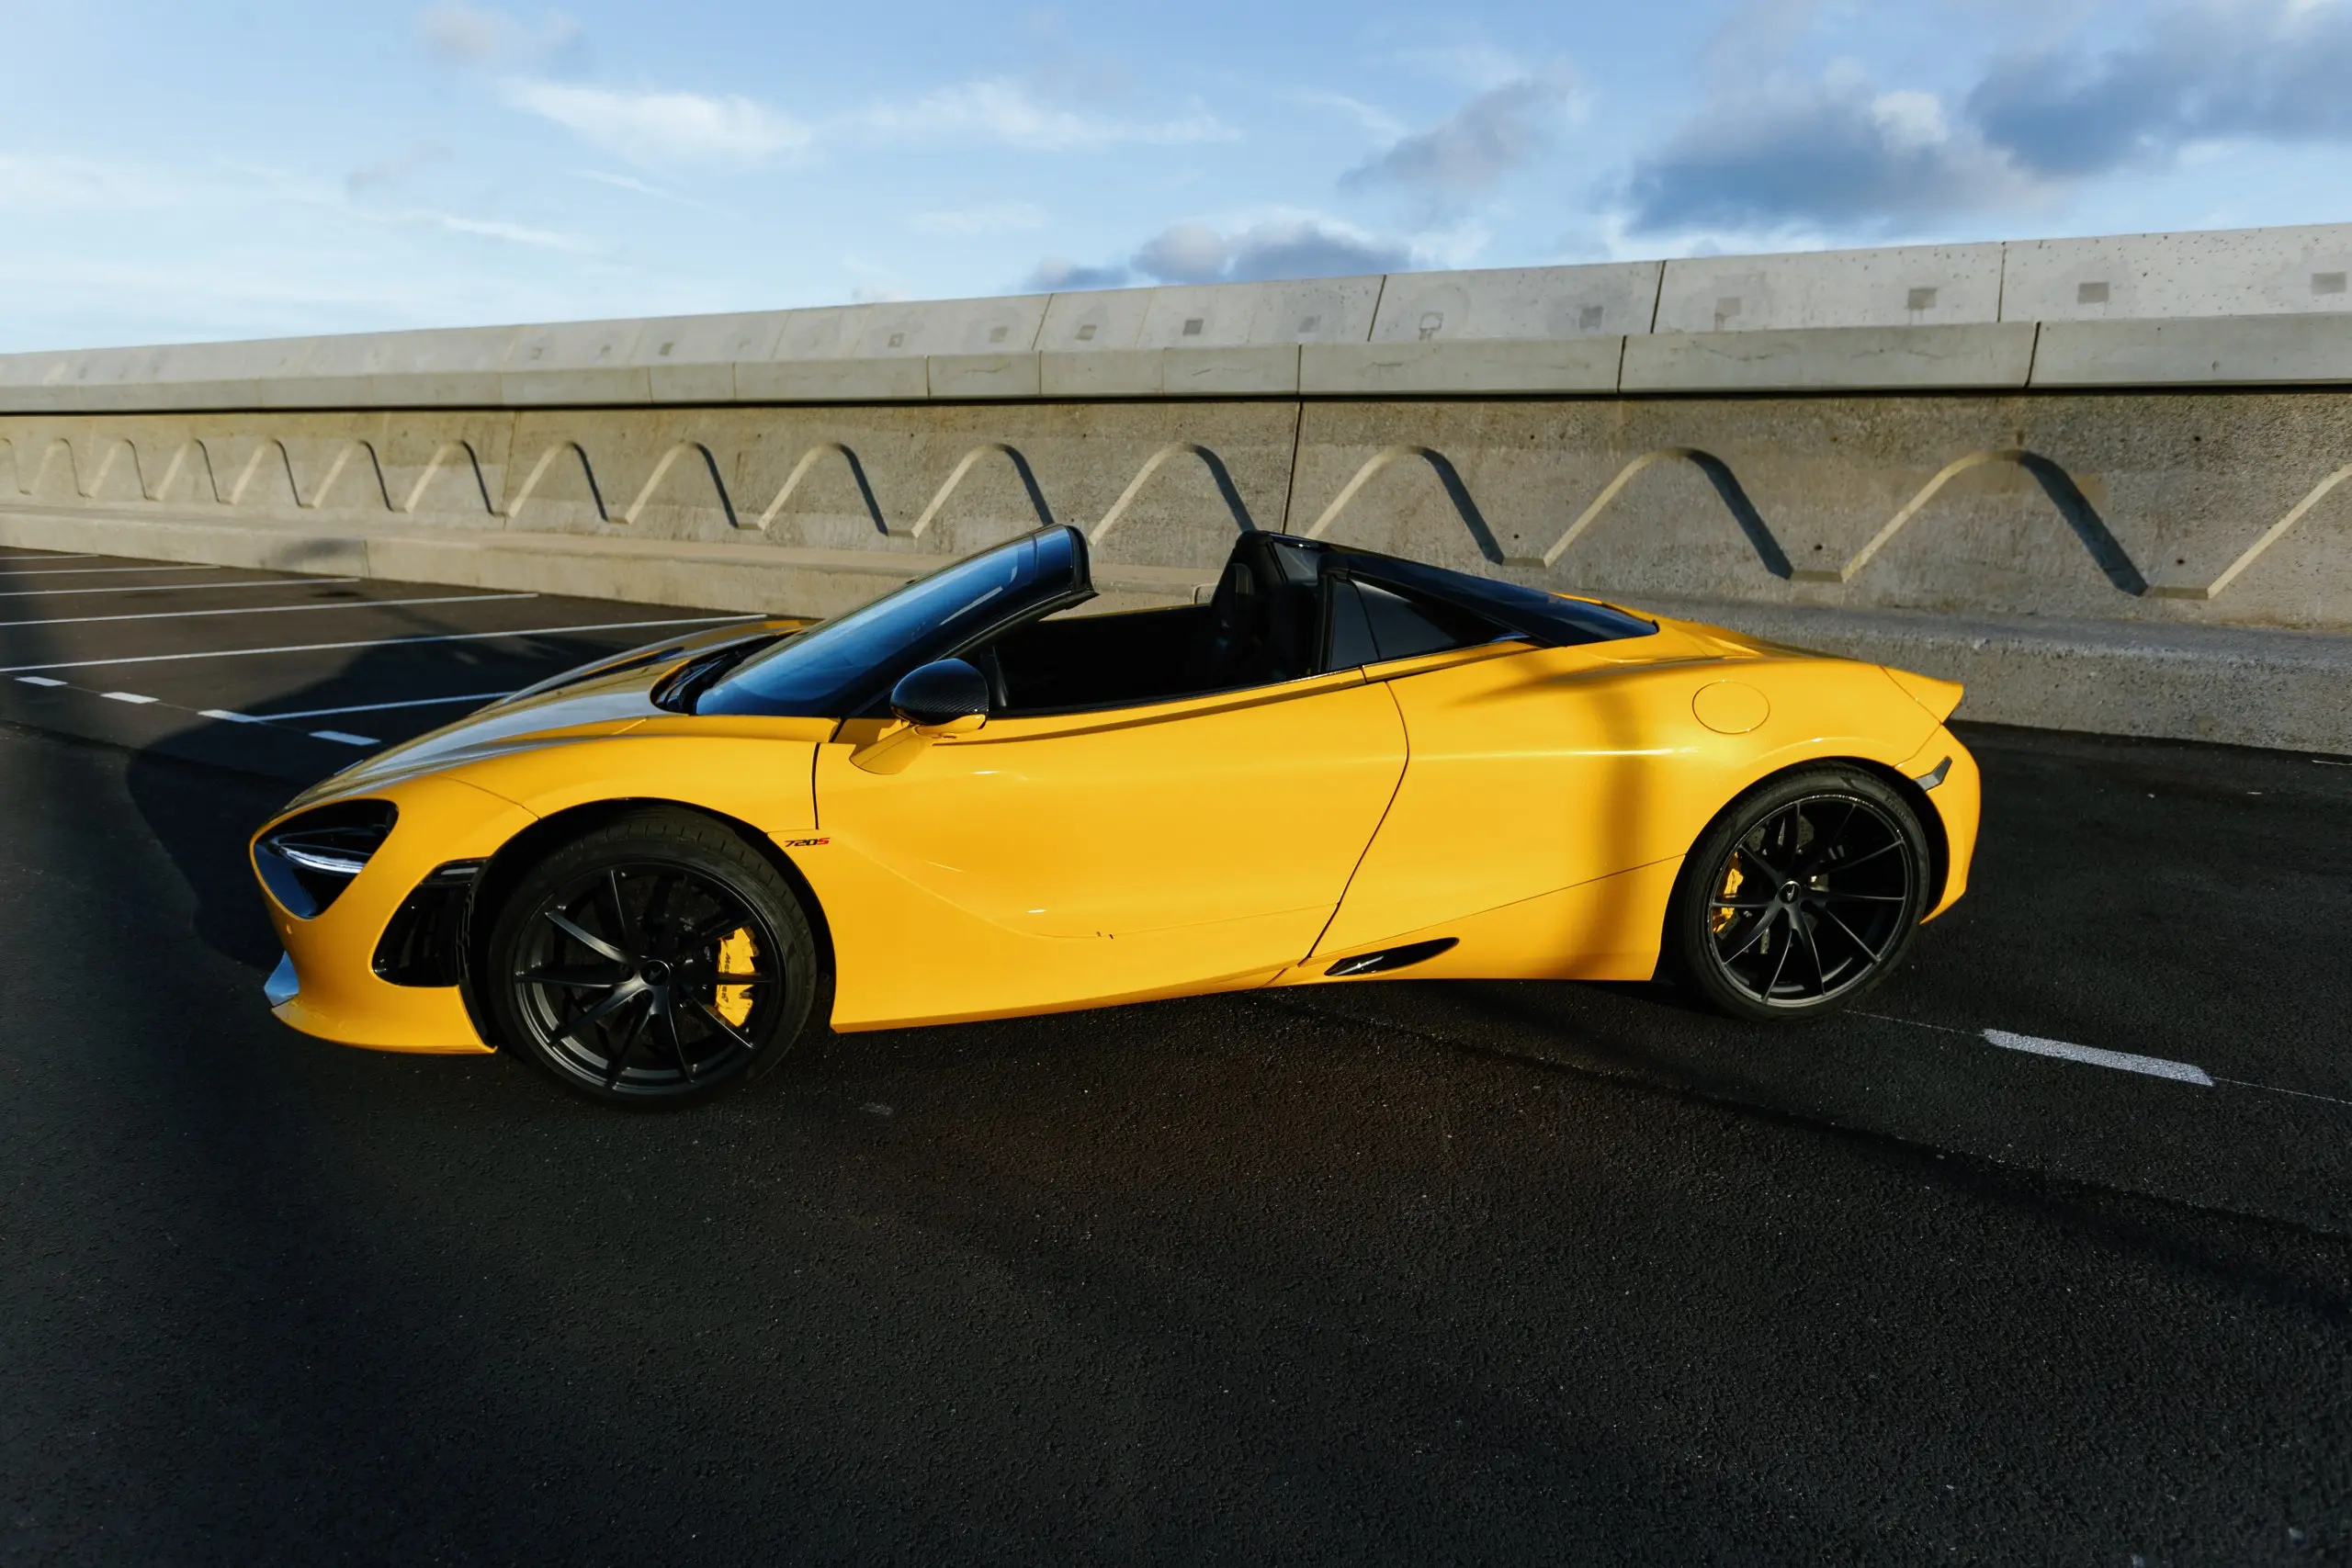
1027, 216, 1408, 295
1135, 218, 1408, 284
1623, 74, 2034, 234
1968, 0, 2352, 177
1622, 1, 2352, 237
1024, 257, 1133, 291
1340, 73, 1571, 203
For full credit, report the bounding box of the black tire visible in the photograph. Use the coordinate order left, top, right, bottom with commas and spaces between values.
1668, 766, 1931, 1023
484, 808, 820, 1105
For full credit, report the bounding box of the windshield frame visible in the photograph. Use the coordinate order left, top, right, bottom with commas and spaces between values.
693, 525, 1093, 718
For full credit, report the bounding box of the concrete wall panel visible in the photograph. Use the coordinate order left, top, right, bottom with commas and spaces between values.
1036, 288, 1159, 351
850, 296, 1050, 357
1369, 262, 1661, 342
1134, 278, 1381, 348
2003, 223, 2352, 322
1656, 243, 2005, 333
2030, 315, 2352, 387
1623, 324, 2036, 392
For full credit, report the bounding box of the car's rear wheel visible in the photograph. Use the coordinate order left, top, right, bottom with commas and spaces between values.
485, 809, 820, 1105
1668, 767, 1931, 1022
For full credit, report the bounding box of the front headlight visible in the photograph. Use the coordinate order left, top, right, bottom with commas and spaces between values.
254, 801, 399, 919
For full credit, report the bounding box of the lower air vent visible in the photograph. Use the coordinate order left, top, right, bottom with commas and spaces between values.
372, 861, 483, 987
1324, 938, 1459, 978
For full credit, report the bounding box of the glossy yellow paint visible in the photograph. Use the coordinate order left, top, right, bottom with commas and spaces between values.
252, 602, 1982, 1055
262, 772, 532, 1052
804, 671, 1408, 1028
1310, 618, 1948, 972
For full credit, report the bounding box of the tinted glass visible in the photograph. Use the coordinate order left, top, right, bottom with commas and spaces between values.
698, 528, 1085, 717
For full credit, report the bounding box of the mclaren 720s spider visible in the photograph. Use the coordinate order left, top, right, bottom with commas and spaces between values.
251, 525, 1980, 1104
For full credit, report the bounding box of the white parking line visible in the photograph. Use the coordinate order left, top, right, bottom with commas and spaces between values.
0, 564, 221, 579
254, 690, 514, 721
1980, 1028, 2214, 1085
0, 576, 363, 601
101, 691, 159, 705
0, 615, 754, 674
311, 729, 379, 747
15, 675, 66, 687
0, 591, 536, 629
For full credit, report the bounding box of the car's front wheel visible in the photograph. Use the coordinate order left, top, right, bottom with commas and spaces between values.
1668, 766, 1932, 1022
484, 808, 820, 1105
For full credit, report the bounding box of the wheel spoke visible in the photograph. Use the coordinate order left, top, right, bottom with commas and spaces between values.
1816, 902, 1890, 965
1814, 890, 1907, 903
1797, 909, 1828, 995
548, 977, 645, 1051
518, 965, 628, 990
685, 996, 758, 1055
1819, 840, 1903, 875
670, 904, 751, 957
1764, 916, 1796, 997
1739, 837, 1789, 886
603, 992, 656, 1087
601, 869, 636, 953
545, 908, 629, 964
1719, 905, 1781, 964
642, 872, 675, 946
658, 998, 694, 1079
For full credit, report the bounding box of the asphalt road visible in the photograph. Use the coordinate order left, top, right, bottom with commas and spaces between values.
2, 544, 2349, 1564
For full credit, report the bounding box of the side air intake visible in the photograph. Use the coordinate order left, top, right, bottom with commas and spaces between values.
1323, 938, 1459, 978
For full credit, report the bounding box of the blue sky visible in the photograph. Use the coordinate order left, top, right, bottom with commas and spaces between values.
3, 0, 2349, 350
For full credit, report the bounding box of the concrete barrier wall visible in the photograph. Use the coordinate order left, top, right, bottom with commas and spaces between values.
10, 222, 2352, 413
2, 222, 2349, 753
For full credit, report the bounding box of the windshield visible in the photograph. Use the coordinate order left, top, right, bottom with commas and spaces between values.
695, 526, 1089, 717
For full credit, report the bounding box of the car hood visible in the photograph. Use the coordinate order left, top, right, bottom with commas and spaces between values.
278, 619, 797, 810
284, 668, 669, 809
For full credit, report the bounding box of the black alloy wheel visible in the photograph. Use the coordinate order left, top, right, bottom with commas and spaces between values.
486, 810, 819, 1104
1669, 767, 1932, 1022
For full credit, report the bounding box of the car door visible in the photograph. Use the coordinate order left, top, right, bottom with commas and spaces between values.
808, 671, 1407, 1029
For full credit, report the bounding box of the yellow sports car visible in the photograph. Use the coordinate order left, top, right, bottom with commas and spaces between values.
252, 525, 1979, 1104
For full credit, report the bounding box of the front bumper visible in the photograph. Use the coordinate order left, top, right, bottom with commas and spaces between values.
254, 773, 534, 1054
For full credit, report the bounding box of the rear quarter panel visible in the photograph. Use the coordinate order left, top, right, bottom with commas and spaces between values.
1310, 642, 1944, 972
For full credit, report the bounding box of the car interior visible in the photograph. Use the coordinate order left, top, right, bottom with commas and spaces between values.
968, 533, 1512, 716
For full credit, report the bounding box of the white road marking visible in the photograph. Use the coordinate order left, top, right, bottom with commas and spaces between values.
311, 729, 379, 747
15, 675, 66, 687
0, 615, 755, 674
200, 709, 266, 724
0, 576, 362, 601
101, 691, 158, 705
0, 563, 220, 579
0, 591, 536, 628
256, 690, 514, 721
1981, 1028, 2213, 1086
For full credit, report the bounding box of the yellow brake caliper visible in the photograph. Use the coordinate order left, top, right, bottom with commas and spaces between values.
1712, 858, 1746, 934
715, 927, 759, 1027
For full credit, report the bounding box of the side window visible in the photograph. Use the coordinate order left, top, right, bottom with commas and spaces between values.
1323, 578, 1502, 669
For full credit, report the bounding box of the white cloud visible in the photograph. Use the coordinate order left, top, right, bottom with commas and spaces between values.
1290, 88, 1408, 141
499, 79, 814, 167
908, 201, 1048, 236
852, 79, 1234, 152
